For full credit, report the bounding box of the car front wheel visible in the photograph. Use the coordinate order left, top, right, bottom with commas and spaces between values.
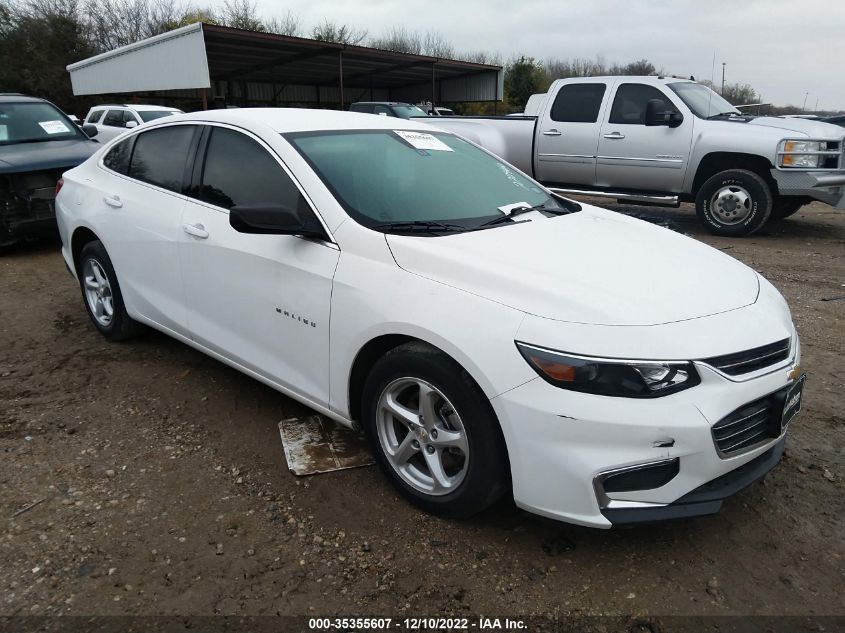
695, 169, 773, 236
361, 343, 509, 518
78, 240, 145, 341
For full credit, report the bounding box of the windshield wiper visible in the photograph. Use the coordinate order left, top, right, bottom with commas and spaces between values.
477, 203, 557, 228
372, 220, 467, 234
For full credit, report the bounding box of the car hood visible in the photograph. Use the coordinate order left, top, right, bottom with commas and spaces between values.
386, 206, 760, 326
0, 139, 98, 174
745, 116, 845, 139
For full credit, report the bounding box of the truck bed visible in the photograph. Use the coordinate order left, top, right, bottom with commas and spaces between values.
420, 116, 537, 178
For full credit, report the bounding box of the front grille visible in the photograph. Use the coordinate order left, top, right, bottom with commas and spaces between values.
702, 338, 790, 376
712, 386, 789, 456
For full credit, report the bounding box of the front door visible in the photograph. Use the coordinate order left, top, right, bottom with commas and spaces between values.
595, 82, 693, 192
534, 80, 610, 186
178, 125, 339, 406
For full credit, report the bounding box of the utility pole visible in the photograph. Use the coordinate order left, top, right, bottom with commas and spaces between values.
802, 92, 808, 112
814, 97, 819, 112
721, 62, 726, 94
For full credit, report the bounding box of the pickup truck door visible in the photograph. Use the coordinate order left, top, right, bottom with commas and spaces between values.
595, 83, 693, 192
534, 81, 610, 185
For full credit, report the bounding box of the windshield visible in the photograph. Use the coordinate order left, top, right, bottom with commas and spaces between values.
668, 82, 740, 119
0, 102, 84, 145
286, 129, 563, 232
392, 105, 429, 119
138, 110, 181, 123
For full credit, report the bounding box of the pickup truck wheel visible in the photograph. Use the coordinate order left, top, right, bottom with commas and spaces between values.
769, 199, 804, 221
78, 241, 145, 341
695, 169, 772, 236
361, 343, 509, 518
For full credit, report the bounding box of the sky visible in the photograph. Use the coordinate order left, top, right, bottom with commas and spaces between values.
210, 0, 845, 110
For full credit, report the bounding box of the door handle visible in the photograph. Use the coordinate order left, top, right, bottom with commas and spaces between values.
103, 195, 123, 208
542, 129, 562, 136
182, 223, 209, 239
603, 132, 626, 140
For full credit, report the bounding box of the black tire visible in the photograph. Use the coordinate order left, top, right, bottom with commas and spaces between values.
77, 240, 145, 341
769, 198, 804, 221
695, 169, 773, 236
361, 342, 509, 518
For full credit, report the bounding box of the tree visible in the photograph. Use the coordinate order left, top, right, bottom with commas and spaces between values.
505, 56, 544, 111
220, 0, 262, 31
311, 19, 366, 45
264, 10, 300, 36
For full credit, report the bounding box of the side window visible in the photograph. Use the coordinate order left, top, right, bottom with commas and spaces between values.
609, 84, 679, 125
102, 137, 134, 175
549, 84, 606, 123
199, 127, 306, 213
87, 110, 104, 124
128, 125, 195, 193
373, 105, 391, 116
102, 109, 125, 127
123, 111, 137, 125
350, 104, 373, 114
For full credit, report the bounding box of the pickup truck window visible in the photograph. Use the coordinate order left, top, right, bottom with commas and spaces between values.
668, 82, 739, 119
609, 84, 679, 125
286, 130, 561, 232
550, 84, 606, 123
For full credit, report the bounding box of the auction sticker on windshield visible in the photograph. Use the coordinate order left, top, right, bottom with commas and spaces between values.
38, 120, 70, 134
393, 130, 453, 152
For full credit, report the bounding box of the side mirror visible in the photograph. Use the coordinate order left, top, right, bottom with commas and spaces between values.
125, 120, 138, 129
82, 123, 98, 138
229, 204, 326, 239
645, 99, 684, 128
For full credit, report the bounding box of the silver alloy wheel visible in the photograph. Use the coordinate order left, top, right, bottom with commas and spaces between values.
711, 185, 753, 225
376, 377, 469, 496
82, 258, 114, 327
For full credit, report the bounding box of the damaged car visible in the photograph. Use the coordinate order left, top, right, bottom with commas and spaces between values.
0, 94, 98, 249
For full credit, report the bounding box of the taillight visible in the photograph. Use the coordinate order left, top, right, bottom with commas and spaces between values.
55, 178, 64, 197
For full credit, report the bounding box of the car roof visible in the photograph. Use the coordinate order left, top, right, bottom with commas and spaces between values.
161, 107, 439, 134
90, 104, 180, 111
0, 94, 48, 104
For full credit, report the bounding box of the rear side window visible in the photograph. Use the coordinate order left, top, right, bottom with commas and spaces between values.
87, 110, 105, 124
199, 127, 304, 211
609, 84, 679, 125
102, 137, 133, 174
102, 110, 126, 127
550, 84, 606, 123
128, 126, 195, 193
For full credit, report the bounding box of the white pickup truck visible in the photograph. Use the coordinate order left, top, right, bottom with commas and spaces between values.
431, 76, 845, 236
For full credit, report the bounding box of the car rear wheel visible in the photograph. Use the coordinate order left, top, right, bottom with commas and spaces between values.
361, 343, 509, 518
78, 240, 145, 341
695, 169, 772, 236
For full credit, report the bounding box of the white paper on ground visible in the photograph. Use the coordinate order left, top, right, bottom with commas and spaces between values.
279, 415, 374, 476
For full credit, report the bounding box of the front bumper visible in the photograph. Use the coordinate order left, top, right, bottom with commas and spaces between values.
771, 168, 845, 208
490, 340, 801, 529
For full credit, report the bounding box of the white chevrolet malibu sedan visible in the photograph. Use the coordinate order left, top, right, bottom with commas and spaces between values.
55, 109, 804, 528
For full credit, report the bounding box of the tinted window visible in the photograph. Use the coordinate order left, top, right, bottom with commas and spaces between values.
610, 84, 679, 124
0, 102, 83, 145
128, 125, 195, 193
200, 127, 304, 211
102, 137, 133, 174
102, 110, 126, 127
550, 84, 606, 123
138, 110, 180, 123
87, 110, 105, 124
373, 105, 391, 116
349, 104, 373, 114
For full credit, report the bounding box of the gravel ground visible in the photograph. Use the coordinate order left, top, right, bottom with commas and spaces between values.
0, 202, 843, 624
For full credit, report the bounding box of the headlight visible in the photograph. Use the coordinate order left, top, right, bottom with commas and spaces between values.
778, 140, 821, 168
516, 343, 700, 398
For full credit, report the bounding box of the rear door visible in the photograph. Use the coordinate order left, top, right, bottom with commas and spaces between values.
534, 80, 611, 185
595, 83, 693, 192
178, 124, 339, 405
97, 109, 129, 142
91, 124, 199, 335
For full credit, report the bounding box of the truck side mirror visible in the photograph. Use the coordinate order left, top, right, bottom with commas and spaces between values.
645, 99, 684, 128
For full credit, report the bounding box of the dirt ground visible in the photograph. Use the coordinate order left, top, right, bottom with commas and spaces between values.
1, 201, 843, 626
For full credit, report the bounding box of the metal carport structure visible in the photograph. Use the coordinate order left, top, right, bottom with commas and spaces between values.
66, 22, 503, 110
